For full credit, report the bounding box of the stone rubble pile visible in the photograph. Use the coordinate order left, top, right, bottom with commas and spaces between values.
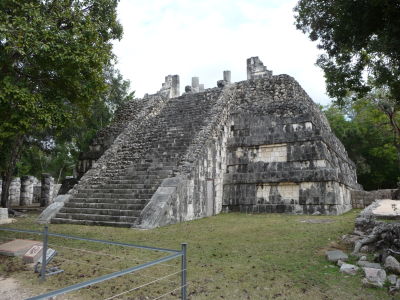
326, 199, 400, 294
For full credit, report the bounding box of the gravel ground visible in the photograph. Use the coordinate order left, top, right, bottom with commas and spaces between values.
0, 276, 34, 300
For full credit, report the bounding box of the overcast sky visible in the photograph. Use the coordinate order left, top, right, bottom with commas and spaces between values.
113, 0, 332, 105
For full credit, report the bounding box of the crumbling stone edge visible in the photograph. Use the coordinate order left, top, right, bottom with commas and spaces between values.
134, 177, 184, 229
37, 194, 72, 224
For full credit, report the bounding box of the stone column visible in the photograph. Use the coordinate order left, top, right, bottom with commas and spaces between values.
33, 184, 41, 203
223, 71, 231, 84
246, 56, 273, 80
8, 178, 21, 206
159, 75, 180, 98
191, 77, 200, 93
20, 176, 35, 206
170, 75, 180, 98
199, 84, 205, 92
40, 174, 54, 207
0, 208, 8, 220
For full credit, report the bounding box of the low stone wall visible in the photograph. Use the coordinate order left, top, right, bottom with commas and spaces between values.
351, 189, 397, 209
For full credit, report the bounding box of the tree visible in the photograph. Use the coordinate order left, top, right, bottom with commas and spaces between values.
323, 98, 400, 190
0, 0, 122, 207
294, 0, 400, 102
14, 64, 135, 184
54, 64, 134, 156
294, 0, 400, 174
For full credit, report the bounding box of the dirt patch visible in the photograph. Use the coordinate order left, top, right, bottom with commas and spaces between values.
0, 276, 34, 300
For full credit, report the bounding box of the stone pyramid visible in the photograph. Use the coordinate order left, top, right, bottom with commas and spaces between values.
51, 57, 360, 228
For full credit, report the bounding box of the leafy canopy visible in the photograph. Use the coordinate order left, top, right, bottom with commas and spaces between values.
294, 0, 400, 102
323, 98, 400, 189
15, 65, 135, 182
0, 0, 123, 205
0, 0, 123, 148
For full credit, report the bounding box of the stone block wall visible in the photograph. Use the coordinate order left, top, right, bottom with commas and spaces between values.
219, 74, 358, 215
351, 189, 397, 208
136, 71, 359, 227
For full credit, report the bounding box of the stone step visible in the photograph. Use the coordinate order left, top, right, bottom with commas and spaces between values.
100, 184, 156, 191
112, 175, 162, 180
73, 193, 153, 199
130, 170, 174, 176
54, 91, 219, 227
64, 202, 145, 210
90, 188, 138, 194
69, 198, 147, 205
51, 218, 132, 228
105, 183, 155, 189
54, 212, 137, 223
61, 207, 141, 217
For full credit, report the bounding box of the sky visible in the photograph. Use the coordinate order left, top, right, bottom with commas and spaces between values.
113, 0, 332, 105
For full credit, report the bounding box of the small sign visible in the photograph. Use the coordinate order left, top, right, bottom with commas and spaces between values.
34, 248, 57, 274
23, 245, 43, 263
37, 248, 56, 264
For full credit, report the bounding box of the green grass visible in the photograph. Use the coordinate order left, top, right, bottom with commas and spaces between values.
0, 210, 394, 299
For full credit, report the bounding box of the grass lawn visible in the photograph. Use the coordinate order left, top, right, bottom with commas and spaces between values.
0, 210, 394, 299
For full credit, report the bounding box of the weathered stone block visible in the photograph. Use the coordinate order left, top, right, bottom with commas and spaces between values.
384, 256, 400, 275
326, 250, 348, 263
362, 267, 387, 288
0, 208, 8, 220
340, 263, 359, 275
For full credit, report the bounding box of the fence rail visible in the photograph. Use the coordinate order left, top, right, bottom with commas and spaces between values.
0, 226, 187, 300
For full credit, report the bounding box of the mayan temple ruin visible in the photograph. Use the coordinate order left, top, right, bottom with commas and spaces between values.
51, 57, 361, 228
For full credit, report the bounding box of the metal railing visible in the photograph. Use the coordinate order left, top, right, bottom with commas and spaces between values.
0, 226, 187, 300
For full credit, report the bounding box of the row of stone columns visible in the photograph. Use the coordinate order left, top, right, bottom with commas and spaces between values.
156, 57, 272, 99
0, 174, 56, 207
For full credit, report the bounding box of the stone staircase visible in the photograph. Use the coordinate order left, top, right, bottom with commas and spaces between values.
52, 90, 222, 227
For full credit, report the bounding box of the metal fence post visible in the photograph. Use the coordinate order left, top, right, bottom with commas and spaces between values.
40, 225, 49, 282
181, 243, 187, 300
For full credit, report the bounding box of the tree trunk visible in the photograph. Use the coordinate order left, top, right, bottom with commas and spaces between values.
378, 101, 400, 171
0, 137, 24, 208
388, 112, 400, 171
57, 165, 65, 184
1, 175, 11, 208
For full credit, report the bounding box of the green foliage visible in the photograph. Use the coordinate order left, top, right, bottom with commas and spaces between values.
294, 0, 400, 103
323, 98, 400, 190
0, 0, 122, 143
14, 65, 135, 182
0, 0, 123, 204
16, 141, 76, 182
295, 0, 400, 187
